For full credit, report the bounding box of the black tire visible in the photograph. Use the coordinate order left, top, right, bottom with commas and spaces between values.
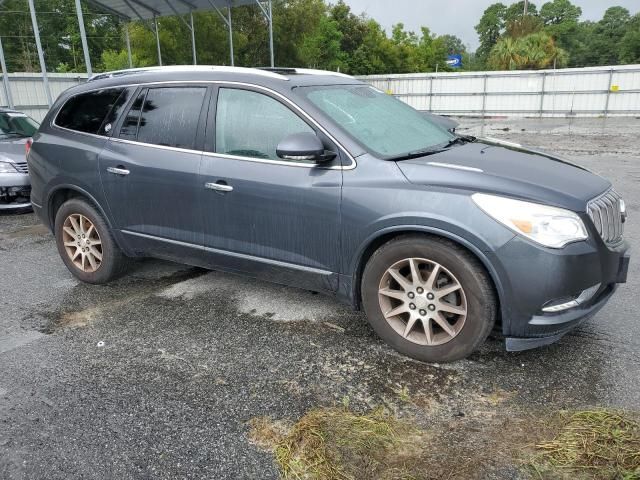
361, 235, 496, 363
54, 198, 129, 284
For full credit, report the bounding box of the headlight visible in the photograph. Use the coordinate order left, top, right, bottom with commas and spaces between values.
0, 161, 19, 173
472, 193, 588, 248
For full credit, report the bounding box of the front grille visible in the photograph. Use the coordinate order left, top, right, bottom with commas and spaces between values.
587, 189, 624, 245
13, 162, 29, 174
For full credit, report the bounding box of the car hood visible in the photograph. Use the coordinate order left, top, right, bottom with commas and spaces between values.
395, 138, 610, 212
0, 137, 29, 163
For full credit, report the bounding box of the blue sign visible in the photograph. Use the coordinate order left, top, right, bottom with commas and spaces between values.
446, 54, 463, 68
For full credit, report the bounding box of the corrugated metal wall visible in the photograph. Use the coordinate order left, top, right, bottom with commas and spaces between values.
1, 65, 640, 120
0, 73, 87, 121
359, 64, 640, 117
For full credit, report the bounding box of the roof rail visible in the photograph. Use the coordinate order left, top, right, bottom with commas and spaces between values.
258, 67, 353, 79
88, 65, 289, 82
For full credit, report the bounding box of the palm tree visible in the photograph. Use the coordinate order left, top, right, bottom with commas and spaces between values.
488, 37, 522, 70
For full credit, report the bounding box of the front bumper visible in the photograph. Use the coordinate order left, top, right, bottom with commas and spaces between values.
494, 232, 630, 351
0, 172, 31, 210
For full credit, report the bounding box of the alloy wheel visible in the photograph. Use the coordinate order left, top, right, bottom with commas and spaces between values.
62, 213, 103, 273
378, 257, 467, 346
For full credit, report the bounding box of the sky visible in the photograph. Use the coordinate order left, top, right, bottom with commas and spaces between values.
340, 0, 640, 50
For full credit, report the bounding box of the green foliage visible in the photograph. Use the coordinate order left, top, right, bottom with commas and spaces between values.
479, 0, 638, 70
540, 0, 582, 25
0, 0, 637, 77
489, 30, 567, 70
475, 2, 508, 65
620, 14, 640, 64
439, 34, 466, 55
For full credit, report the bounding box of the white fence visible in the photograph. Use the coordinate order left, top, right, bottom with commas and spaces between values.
360, 64, 640, 117
2, 65, 640, 120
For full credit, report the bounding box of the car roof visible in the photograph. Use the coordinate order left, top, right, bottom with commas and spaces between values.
0, 108, 26, 115
70, 66, 363, 96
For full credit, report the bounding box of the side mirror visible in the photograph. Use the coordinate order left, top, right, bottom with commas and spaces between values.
276, 132, 336, 163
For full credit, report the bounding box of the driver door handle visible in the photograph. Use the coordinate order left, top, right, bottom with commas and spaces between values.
106, 166, 130, 176
205, 182, 233, 193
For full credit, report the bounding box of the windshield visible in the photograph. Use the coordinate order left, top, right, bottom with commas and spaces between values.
298, 85, 453, 158
0, 112, 39, 139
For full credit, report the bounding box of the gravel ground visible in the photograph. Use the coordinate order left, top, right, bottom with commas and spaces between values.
1, 118, 638, 479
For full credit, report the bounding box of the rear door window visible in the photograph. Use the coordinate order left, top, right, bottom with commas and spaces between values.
118, 89, 147, 141
56, 88, 125, 135
124, 87, 207, 150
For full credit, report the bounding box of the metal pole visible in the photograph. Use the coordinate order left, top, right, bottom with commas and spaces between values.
0, 36, 14, 108
227, 3, 234, 66
428, 75, 433, 112
28, 0, 52, 106
539, 72, 546, 118
75, 0, 92, 76
482, 74, 488, 117
125, 23, 133, 68
190, 12, 197, 65
604, 68, 614, 118
154, 16, 162, 66
268, 0, 274, 67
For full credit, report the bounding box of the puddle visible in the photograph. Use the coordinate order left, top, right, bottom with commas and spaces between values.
156, 270, 349, 322
35, 267, 209, 334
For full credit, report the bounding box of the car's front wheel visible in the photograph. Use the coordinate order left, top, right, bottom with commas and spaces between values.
361, 235, 496, 363
54, 198, 129, 284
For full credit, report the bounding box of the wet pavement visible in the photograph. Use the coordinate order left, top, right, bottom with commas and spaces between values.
1, 118, 639, 479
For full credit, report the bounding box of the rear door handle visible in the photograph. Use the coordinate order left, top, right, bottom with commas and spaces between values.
205, 182, 233, 192
106, 166, 130, 176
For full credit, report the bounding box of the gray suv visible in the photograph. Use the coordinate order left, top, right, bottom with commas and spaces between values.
28, 66, 630, 362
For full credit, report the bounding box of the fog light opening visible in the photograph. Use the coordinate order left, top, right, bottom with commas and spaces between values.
542, 283, 601, 313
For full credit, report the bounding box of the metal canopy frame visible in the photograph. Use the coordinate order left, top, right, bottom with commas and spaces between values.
0, 0, 275, 107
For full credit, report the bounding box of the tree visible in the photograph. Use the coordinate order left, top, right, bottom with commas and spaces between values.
488, 30, 567, 70
300, 16, 344, 70
506, 15, 543, 38
540, 0, 581, 25
439, 34, 466, 55
505, 1, 539, 23
620, 13, 640, 63
475, 2, 508, 65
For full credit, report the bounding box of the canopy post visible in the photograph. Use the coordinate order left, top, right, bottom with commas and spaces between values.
268, 0, 274, 67
154, 15, 162, 66
227, 3, 234, 66
190, 11, 197, 65
0, 35, 14, 109
75, 0, 93, 76
125, 23, 133, 68
28, 0, 52, 106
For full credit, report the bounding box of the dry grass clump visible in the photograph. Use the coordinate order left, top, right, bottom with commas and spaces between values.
249, 407, 429, 480
531, 409, 640, 479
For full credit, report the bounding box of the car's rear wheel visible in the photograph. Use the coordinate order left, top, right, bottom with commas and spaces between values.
361, 235, 496, 363
54, 198, 128, 284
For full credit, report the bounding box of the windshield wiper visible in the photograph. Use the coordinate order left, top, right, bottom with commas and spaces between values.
388, 147, 445, 162
443, 135, 475, 149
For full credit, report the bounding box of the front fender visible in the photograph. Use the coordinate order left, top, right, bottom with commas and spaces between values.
344, 219, 514, 334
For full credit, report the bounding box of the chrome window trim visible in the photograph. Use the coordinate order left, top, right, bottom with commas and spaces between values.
109, 137, 203, 155
50, 80, 357, 171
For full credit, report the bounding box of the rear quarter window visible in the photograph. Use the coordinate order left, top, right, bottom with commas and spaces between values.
55, 88, 125, 135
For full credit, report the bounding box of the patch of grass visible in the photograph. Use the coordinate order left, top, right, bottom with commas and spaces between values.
530, 409, 640, 479
249, 407, 429, 480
